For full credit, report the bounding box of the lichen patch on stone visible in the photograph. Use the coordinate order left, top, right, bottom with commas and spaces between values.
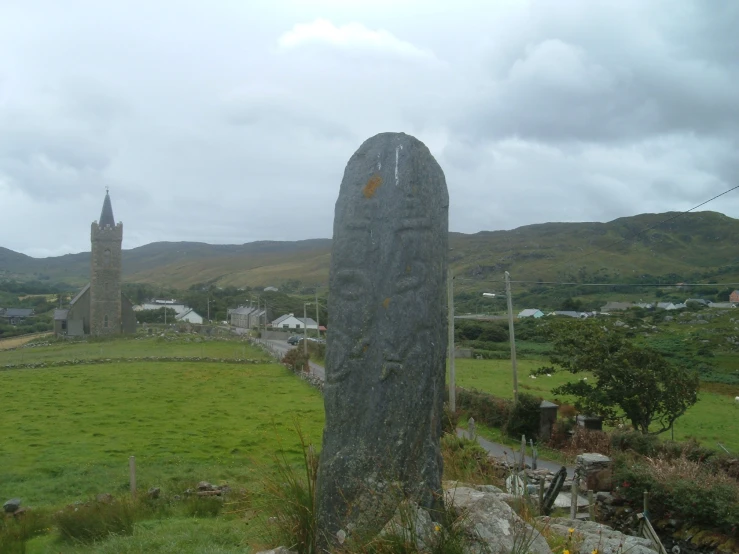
363, 174, 382, 198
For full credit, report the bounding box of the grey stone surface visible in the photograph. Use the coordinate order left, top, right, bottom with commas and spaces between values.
576, 452, 613, 492
542, 517, 657, 554
3, 498, 21, 512
316, 132, 449, 543
379, 500, 436, 551
446, 486, 552, 554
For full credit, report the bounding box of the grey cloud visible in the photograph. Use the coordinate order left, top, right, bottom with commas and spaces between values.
453, 1, 739, 144
1, 0, 738, 256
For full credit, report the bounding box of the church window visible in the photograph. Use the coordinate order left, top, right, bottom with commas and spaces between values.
104, 315, 109, 328
103, 249, 111, 267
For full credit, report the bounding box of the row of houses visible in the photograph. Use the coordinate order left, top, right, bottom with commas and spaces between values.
0, 308, 35, 325
601, 299, 737, 312
227, 306, 324, 332
518, 297, 739, 319
518, 309, 591, 319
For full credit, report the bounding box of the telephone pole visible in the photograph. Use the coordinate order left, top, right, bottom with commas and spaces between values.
315, 288, 320, 339
505, 271, 519, 403
303, 302, 310, 356
447, 268, 456, 413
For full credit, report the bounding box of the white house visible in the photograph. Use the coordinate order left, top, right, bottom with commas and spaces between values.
176, 309, 204, 324
708, 302, 737, 309
271, 313, 318, 330
518, 309, 544, 318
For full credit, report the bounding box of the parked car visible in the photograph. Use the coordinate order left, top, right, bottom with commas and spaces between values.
287, 335, 301, 345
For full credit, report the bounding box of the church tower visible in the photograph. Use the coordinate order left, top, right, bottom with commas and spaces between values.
90, 190, 123, 336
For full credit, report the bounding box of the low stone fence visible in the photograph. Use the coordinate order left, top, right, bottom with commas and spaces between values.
1, 355, 269, 372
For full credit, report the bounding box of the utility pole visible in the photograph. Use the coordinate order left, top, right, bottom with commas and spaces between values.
315, 288, 320, 339
448, 268, 456, 413
505, 271, 519, 403
303, 302, 309, 356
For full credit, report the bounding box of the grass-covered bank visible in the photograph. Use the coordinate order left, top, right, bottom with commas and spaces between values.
453, 357, 739, 452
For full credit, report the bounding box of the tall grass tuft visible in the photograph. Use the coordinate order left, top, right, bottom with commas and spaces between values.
441, 433, 504, 486
54, 497, 135, 543
258, 423, 319, 554
0, 510, 51, 553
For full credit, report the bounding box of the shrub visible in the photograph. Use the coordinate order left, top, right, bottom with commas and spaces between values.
504, 393, 542, 442
455, 388, 512, 429
614, 455, 739, 534
282, 348, 309, 372
54, 498, 135, 543
442, 402, 459, 435
564, 427, 611, 456
183, 495, 223, 518
0, 509, 51, 552
441, 433, 504, 485
610, 430, 660, 456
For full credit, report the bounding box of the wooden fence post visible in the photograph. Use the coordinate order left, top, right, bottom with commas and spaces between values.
588, 489, 594, 520
520, 435, 526, 470
129, 456, 136, 499
538, 479, 545, 514
570, 479, 578, 519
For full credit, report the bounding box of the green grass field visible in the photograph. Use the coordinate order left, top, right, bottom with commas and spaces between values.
454, 358, 739, 452
0, 337, 324, 552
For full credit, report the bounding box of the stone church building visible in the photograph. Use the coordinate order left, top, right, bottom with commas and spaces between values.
54, 192, 137, 336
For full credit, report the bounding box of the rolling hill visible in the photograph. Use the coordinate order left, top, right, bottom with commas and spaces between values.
3, 212, 739, 300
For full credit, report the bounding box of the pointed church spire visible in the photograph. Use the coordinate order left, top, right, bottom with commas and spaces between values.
99, 188, 115, 227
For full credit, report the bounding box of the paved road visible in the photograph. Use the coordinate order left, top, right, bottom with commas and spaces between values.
264, 339, 326, 381
456, 428, 574, 477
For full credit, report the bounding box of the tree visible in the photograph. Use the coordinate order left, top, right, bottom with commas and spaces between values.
537, 320, 699, 435
559, 296, 583, 311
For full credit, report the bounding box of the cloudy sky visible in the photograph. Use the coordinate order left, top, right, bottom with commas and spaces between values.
1, 0, 737, 257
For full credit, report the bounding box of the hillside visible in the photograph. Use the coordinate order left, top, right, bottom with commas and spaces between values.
3, 212, 739, 301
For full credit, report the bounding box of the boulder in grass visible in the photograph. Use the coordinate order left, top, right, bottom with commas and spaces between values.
3, 499, 21, 513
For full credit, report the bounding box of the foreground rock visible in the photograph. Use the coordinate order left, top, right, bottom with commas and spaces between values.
3, 498, 21, 513
541, 517, 657, 554
447, 485, 552, 554
316, 132, 449, 544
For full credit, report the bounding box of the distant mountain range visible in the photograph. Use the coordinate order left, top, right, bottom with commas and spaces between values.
3, 211, 739, 292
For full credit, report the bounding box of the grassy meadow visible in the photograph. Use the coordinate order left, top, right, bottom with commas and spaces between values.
454, 357, 739, 452
0, 335, 325, 552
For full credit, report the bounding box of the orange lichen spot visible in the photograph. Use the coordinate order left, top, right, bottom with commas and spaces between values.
383, 297, 391, 309
363, 174, 382, 198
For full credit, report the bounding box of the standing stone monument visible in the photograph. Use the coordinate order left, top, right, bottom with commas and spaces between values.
316, 132, 449, 545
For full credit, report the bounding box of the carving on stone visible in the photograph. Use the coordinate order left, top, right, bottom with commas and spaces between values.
316, 132, 449, 545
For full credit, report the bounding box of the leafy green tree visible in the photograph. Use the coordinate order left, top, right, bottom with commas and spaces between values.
537, 320, 699, 435
559, 296, 583, 311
